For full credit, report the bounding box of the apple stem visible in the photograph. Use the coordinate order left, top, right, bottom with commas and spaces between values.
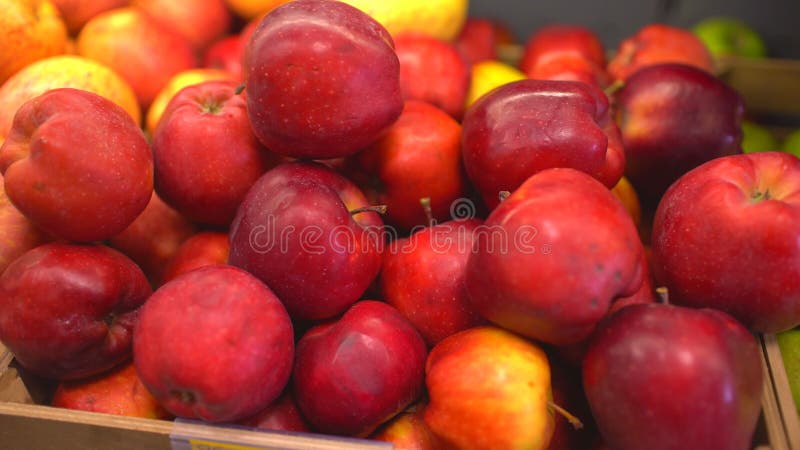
603, 79, 624, 98
234, 83, 246, 95
656, 286, 669, 304
498, 191, 511, 202
548, 401, 584, 430
419, 197, 435, 227
350, 205, 388, 216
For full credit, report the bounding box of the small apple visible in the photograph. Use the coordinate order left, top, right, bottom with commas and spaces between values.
161, 231, 230, 284
203, 35, 244, 82
381, 218, 487, 346
465, 168, 643, 345
520, 24, 606, 73
133, 265, 294, 422
652, 152, 800, 333
616, 63, 744, 207
228, 161, 384, 321
244, 0, 403, 159
464, 59, 526, 109
393, 33, 471, 119
583, 303, 763, 450
0, 0, 67, 85
0, 243, 151, 380
371, 403, 440, 450
133, 0, 232, 51
524, 54, 610, 90
237, 390, 312, 433
608, 24, 714, 82
48, 0, 127, 34
293, 300, 427, 437
462, 79, 625, 211
0, 88, 153, 243
152, 80, 276, 227
345, 100, 467, 231
424, 326, 556, 450
52, 361, 172, 420
454, 17, 516, 65
692, 16, 767, 59
741, 120, 780, 153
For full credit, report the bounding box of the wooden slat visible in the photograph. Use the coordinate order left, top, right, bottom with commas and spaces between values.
717, 56, 800, 117
761, 334, 800, 449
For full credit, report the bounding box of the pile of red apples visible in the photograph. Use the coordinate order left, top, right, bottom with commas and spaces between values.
1, 1, 799, 449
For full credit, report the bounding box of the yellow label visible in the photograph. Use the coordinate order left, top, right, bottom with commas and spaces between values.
189, 439, 275, 450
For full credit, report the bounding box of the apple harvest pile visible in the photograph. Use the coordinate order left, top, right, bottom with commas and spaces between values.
0, 1, 798, 449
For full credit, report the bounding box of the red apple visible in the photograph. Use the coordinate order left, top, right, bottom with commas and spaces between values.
52, 361, 172, 420
161, 231, 230, 284
244, 0, 403, 159
228, 161, 384, 322
133, 265, 294, 422
393, 33, 471, 119
607, 23, 714, 82
462, 79, 625, 211
108, 191, 197, 286
423, 326, 555, 450
524, 54, 610, 90
237, 390, 312, 433
0, 88, 152, 243
616, 63, 744, 206
77, 7, 196, 109
454, 18, 516, 65
0, 173, 48, 275
465, 168, 643, 345
49, 0, 127, 34
652, 152, 800, 333
519, 24, 606, 73
133, 0, 232, 51
203, 35, 244, 81
345, 100, 467, 231
583, 303, 763, 450
293, 300, 427, 437
152, 80, 276, 227
0, 243, 151, 380
381, 218, 487, 346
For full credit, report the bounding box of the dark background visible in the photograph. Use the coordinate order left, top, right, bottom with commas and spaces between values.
469, 0, 800, 59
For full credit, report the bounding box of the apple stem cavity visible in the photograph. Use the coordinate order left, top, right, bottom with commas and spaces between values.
751, 189, 771, 202
350, 205, 388, 216
656, 286, 670, 304
498, 191, 511, 202
548, 400, 584, 430
419, 197, 434, 227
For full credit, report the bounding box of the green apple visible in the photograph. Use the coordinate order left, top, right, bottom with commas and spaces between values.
741, 120, 779, 153
777, 328, 800, 415
693, 17, 767, 59
783, 129, 800, 158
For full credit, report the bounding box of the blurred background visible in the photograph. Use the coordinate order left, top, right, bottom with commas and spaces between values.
470, 0, 800, 59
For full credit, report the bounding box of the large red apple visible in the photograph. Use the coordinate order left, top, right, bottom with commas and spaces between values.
381, 218, 487, 346
462, 79, 625, 211
393, 33, 471, 119
0, 88, 152, 243
228, 161, 384, 321
465, 168, 643, 345
133, 265, 294, 422
244, 0, 403, 159
617, 63, 744, 207
0, 243, 151, 380
293, 300, 427, 437
345, 100, 467, 231
652, 152, 800, 333
583, 303, 763, 450
152, 80, 276, 227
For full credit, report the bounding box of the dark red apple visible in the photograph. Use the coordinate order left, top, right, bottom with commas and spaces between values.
616, 63, 744, 206
393, 33, 471, 119
345, 100, 467, 231
465, 168, 643, 345
462, 79, 625, 211
237, 390, 312, 433
381, 218, 487, 346
161, 231, 229, 283
244, 0, 403, 159
583, 303, 763, 450
0, 88, 152, 242
454, 18, 516, 65
152, 80, 276, 227
652, 152, 800, 333
133, 265, 294, 422
293, 300, 427, 437
228, 161, 384, 321
608, 23, 714, 83
0, 243, 151, 380
108, 191, 197, 286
